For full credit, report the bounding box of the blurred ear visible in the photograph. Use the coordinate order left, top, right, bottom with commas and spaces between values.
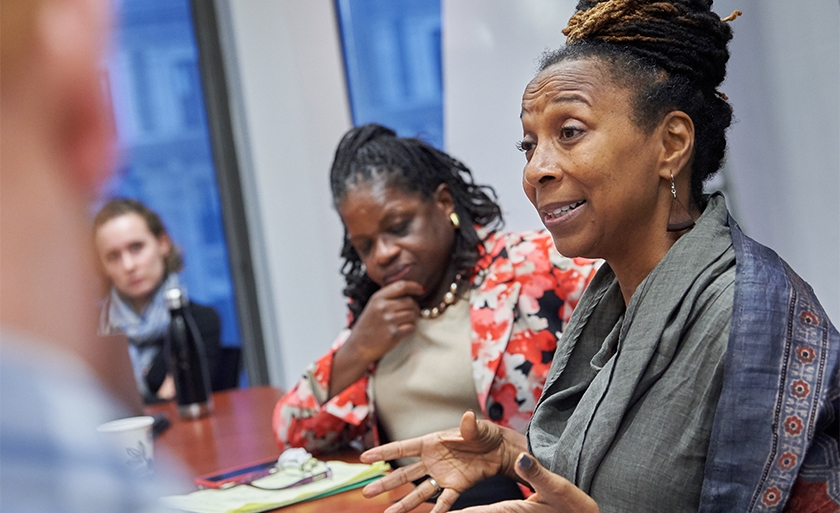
657, 110, 694, 181
157, 233, 173, 257
433, 183, 455, 216
38, 0, 115, 194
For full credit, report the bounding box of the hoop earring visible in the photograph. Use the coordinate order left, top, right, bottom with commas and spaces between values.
667, 173, 695, 232
449, 212, 460, 229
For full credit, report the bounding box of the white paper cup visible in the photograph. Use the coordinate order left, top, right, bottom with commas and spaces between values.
97, 415, 155, 477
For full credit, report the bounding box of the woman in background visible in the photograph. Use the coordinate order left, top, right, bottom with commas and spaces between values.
94, 198, 221, 404
359, 1, 839, 512
273, 123, 598, 508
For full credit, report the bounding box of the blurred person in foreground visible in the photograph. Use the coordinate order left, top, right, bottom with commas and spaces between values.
359, 1, 840, 512
0, 0, 182, 511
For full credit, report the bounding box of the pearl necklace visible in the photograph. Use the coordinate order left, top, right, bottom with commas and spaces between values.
420, 274, 462, 320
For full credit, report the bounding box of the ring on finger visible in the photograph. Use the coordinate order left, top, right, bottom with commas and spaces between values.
427, 477, 443, 498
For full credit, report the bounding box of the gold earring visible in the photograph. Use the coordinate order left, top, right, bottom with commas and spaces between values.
449, 212, 460, 228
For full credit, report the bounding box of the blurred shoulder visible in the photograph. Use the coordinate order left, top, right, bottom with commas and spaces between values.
0, 333, 186, 512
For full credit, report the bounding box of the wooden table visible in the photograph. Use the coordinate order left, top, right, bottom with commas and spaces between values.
146, 386, 431, 512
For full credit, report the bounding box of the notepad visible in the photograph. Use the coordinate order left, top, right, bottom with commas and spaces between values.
160, 460, 390, 513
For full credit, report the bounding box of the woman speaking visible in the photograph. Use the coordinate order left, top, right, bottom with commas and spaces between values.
359, 1, 840, 512
273, 124, 598, 508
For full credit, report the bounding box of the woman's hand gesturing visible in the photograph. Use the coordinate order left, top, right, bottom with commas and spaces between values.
360, 411, 526, 513
453, 453, 599, 513
328, 280, 424, 398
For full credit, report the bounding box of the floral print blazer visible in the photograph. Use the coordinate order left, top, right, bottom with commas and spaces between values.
272, 229, 599, 454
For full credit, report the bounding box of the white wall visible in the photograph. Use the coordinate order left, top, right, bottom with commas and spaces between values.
443, 0, 840, 320
716, 0, 839, 320
443, 0, 578, 233
218, 0, 350, 389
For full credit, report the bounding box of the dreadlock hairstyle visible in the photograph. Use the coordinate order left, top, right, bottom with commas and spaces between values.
541, 0, 741, 207
330, 123, 504, 322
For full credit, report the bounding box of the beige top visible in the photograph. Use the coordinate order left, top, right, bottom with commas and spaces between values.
372, 298, 483, 465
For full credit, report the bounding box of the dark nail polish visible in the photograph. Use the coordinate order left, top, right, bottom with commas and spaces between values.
517, 454, 533, 471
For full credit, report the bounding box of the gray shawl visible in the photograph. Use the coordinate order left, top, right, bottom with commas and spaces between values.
528, 193, 736, 512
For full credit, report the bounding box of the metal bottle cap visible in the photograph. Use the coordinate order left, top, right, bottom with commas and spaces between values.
164, 287, 187, 309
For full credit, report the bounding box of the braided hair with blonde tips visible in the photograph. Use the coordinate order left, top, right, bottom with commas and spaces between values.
543, 0, 741, 206
330, 123, 504, 322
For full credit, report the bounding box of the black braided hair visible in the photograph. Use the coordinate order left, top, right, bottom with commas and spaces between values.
540, 0, 738, 207
330, 123, 504, 322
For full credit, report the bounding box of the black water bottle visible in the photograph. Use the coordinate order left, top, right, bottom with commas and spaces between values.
164, 287, 213, 420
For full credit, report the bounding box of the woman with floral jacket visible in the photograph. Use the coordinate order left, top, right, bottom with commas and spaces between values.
272, 124, 597, 508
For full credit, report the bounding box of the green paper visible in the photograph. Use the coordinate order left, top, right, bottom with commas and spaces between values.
161, 460, 390, 513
